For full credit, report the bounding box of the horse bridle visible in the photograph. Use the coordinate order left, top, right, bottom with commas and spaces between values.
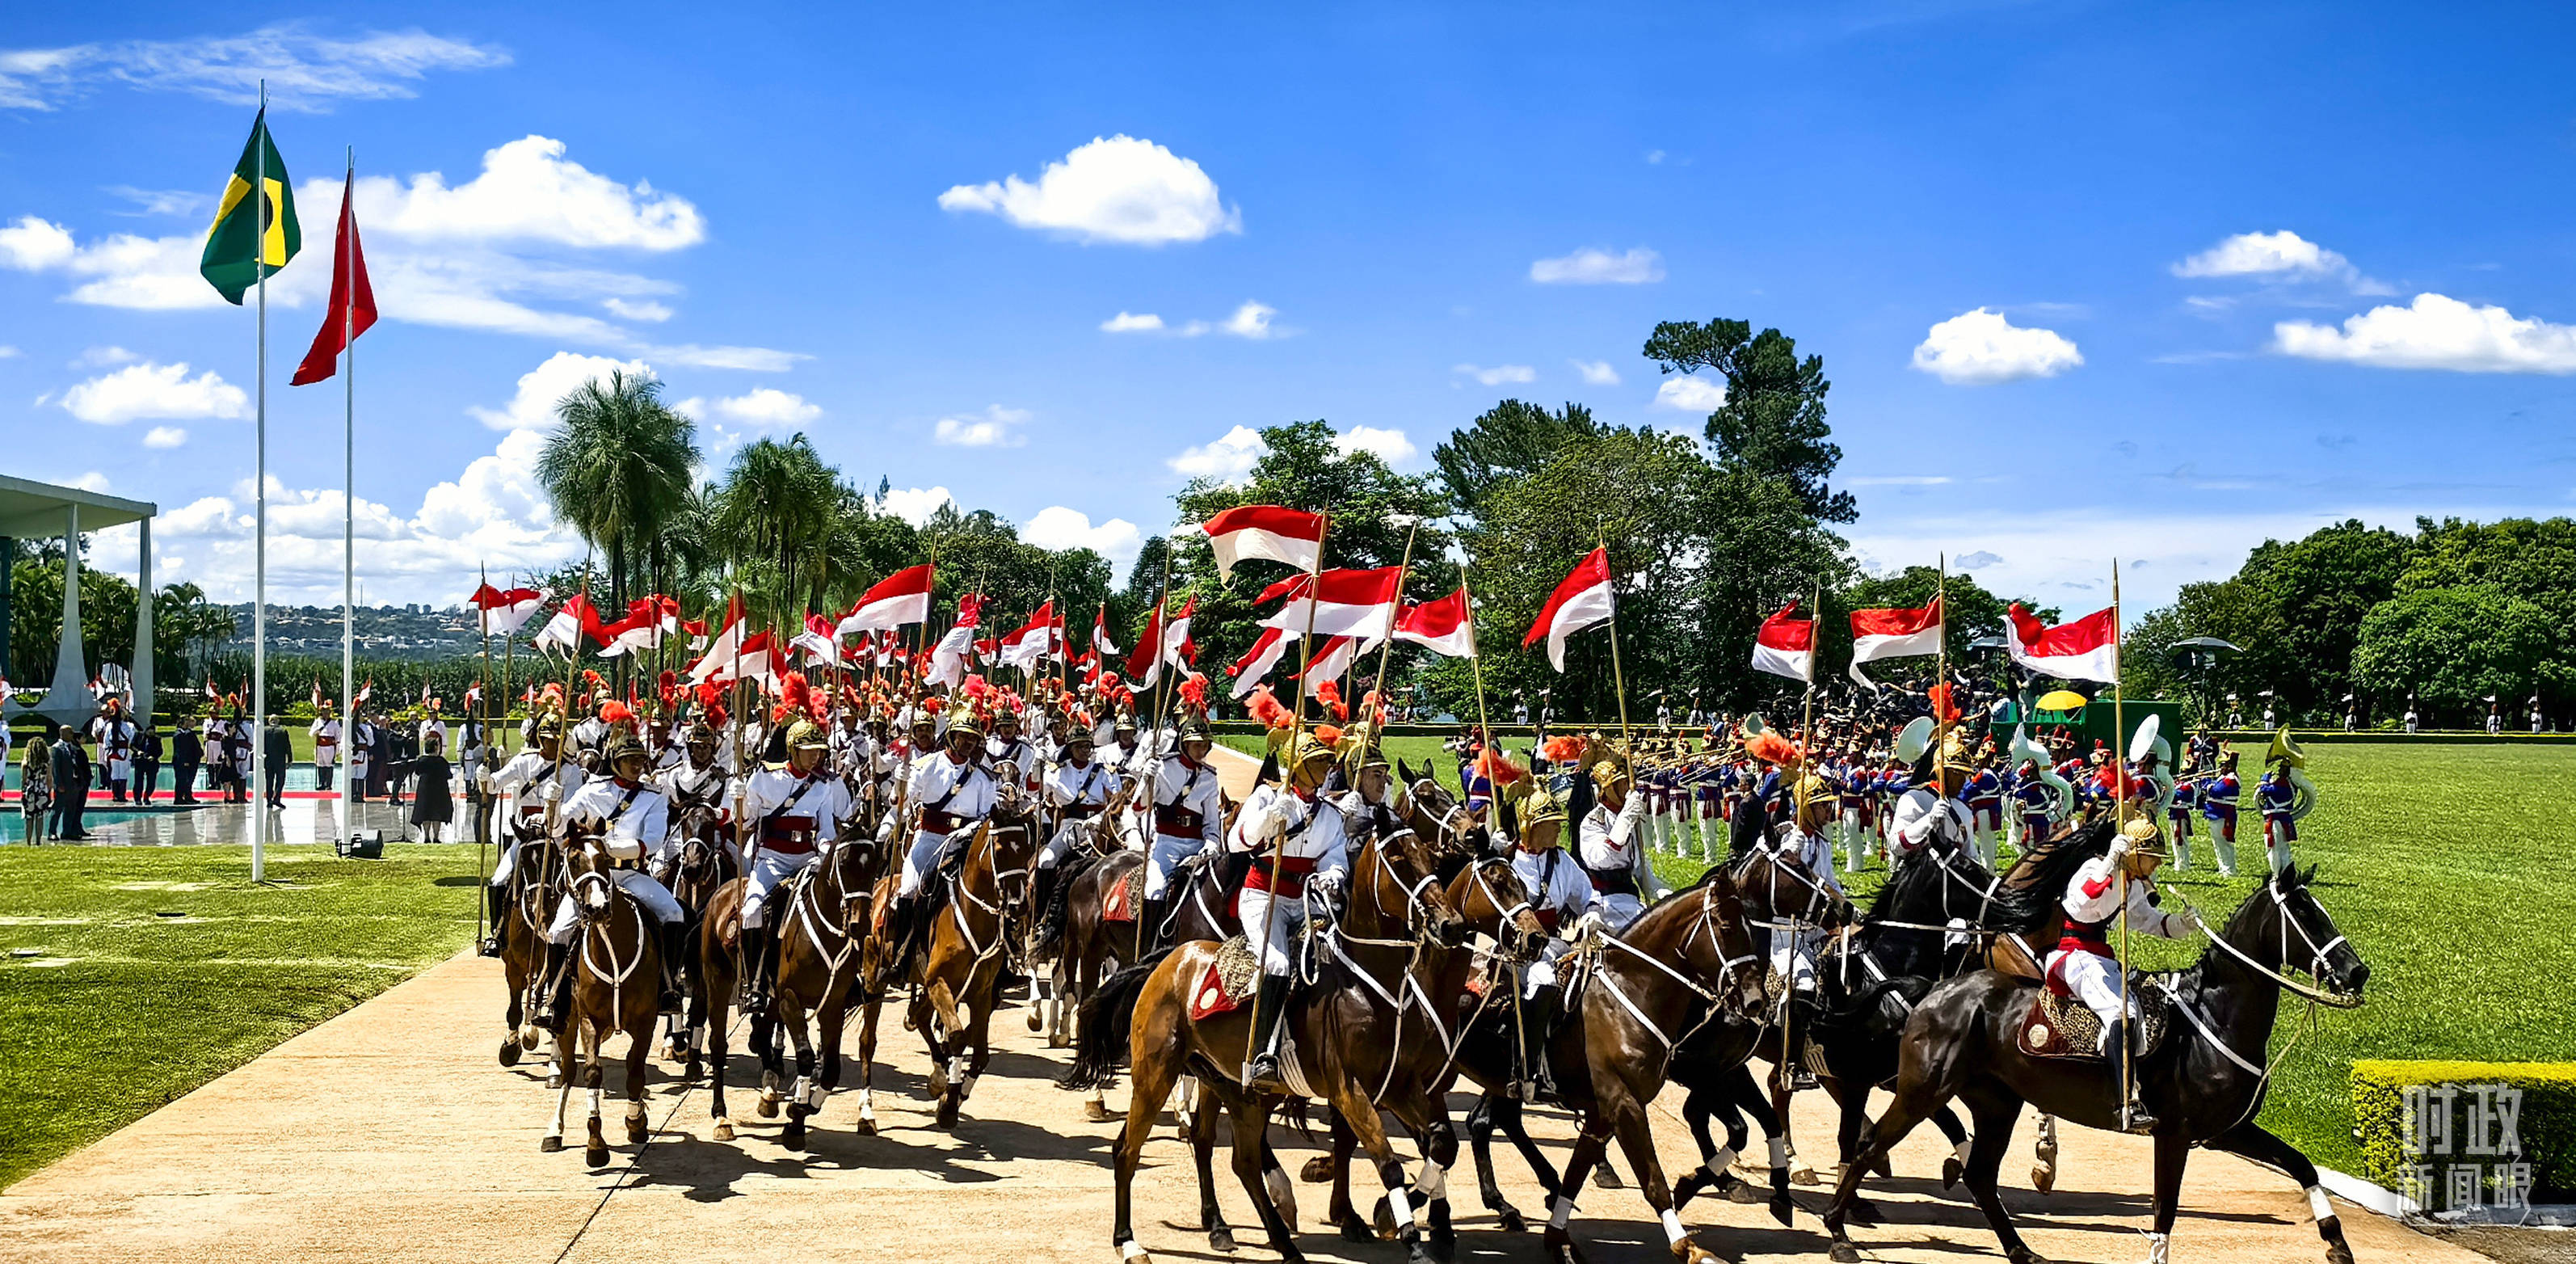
1406, 777, 1478, 857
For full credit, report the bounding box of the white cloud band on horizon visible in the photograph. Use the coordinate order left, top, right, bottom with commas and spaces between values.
1530, 246, 1664, 284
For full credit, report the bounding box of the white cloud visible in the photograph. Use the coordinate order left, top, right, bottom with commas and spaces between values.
0, 344, 19, 358
701, 386, 819, 427
1455, 363, 1537, 386
1168, 425, 1268, 482
603, 297, 671, 322
932, 404, 1030, 448
2172, 230, 2388, 294
142, 425, 186, 449
1530, 246, 1665, 285
1217, 300, 1277, 339
938, 135, 1241, 246
1101, 311, 1164, 332
1570, 359, 1620, 386
352, 135, 703, 250
58, 360, 249, 424
1140, 300, 1288, 339
878, 486, 955, 526
1652, 376, 1728, 411
0, 23, 507, 112
2272, 293, 2576, 374
71, 344, 137, 368
0, 215, 74, 268
467, 351, 655, 431
1910, 307, 2084, 385
1021, 507, 1143, 563
1333, 425, 1418, 466
69, 472, 109, 494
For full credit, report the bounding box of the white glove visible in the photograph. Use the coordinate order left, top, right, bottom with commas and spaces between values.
541, 781, 562, 804
2107, 833, 2133, 867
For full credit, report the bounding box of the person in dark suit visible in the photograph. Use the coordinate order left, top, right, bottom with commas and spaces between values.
262, 718, 292, 810
170, 723, 202, 805
51, 728, 92, 841
132, 724, 162, 803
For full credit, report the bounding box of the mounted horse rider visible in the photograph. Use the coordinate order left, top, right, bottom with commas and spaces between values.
1568, 735, 1661, 932
1141, 711, 1224, 941
1235, 730, 1353, 1093
1745, 730, 1846, 996
1328, 721, 1405, 848
1888, 715, 1973, 859
537, 732, 692, 1022
1034, 723, 1116, 925
2047, 799, 2199, 1134
658, 713, 733, 836
886, 699, 998, 975
986, 702, 1044, 798
1496, 774, 1591, 1099
738, 717, 861, 1014
479, 709, 587, 958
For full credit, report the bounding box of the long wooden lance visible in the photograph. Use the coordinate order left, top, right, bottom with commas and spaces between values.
1243, 508, 1329, 1075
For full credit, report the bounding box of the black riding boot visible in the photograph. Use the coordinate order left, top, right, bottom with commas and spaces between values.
1517, 988, 1561, 1102
742, 922, 776, 1014
1244, 973, 1293, 1092
1137, 897, 1169, 950
886, 898, 921, 979
2107, 1018, 2158, 1133
482, 885, 507, 956
659, 921, 690, 1010
534, 940, 572, 1026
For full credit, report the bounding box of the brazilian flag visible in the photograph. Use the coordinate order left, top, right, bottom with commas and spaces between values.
199, 108, 301, 305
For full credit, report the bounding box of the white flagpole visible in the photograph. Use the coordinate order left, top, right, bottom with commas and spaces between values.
250, 81, 270, 882
339, 145, 357, 843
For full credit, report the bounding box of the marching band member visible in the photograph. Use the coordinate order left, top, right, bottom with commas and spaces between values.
2199, 748, 2242, 876
2258, 728, 2317, 874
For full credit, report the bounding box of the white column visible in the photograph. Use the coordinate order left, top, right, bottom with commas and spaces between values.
133, 517, 153, 735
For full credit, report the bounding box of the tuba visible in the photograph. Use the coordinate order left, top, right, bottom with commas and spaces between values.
2267, 727, 2319, 820
2011, 724, 2075, 822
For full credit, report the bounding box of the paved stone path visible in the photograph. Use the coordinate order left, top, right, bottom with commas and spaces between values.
0, 747, 2468, 1264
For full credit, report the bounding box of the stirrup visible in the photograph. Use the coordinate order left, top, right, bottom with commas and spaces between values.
1245, 1053, 1286, 1094
478, 936, 502, 959
2120, 1102, 2160, 1135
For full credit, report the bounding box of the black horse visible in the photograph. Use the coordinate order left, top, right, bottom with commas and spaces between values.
1821, 863, 2370, 1264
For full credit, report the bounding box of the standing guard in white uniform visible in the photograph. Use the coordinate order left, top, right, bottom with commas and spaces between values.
310, 702, 342, 793
478, 716, 587, 956
736, 719, 858, 1013
1143, 714, 1224, 938
539, 735, 691, 1020
1233, 731, 1351, 1093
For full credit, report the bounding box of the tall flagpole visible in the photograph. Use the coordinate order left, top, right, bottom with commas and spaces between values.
250, 82, 271, 882
1599, 528, 1631, 751
1934, 552, 1949, 793
1458, 562, 1494, 753
1365, 521, 1420, 752
339, 144, 357, 845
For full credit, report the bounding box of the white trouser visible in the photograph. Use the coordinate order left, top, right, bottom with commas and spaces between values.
1589, 891, 1645, 934
1838, 808, 1866, 873
1038, 819, 1090, 870
490, 838, 523, 887
1524, 937, 1574, 997
899, 828, 960, 900
2045, 948, 2134, 1048
2208, 813, 2240, 875
1235, 884, 1311, 975
742, 848, 817, 928
1770, 925, 1825, 994
2263, 817, 2296, 874
545, 869, 686, 944
1145, 832, 1204, 900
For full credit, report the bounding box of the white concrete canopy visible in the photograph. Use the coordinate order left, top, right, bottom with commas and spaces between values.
0, 474, 159, 730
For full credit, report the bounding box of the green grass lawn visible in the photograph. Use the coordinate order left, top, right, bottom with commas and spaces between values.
1227, 735, 2576, 1185
0, 844, 480, 1188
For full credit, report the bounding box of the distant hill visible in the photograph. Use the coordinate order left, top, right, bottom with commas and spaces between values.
216, 602, 482, 663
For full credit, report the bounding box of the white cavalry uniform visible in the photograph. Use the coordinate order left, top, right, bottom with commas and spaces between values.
1227, 783, 1352, 975
737, 765, 857, 929
310, 716, 341, 785
1042, 756, 1115, 872
2044, 853, 2193, 1045
545, 777, 688, 944
987, 733, 1043, 795
897, 751, 995, 899
1576, 791, 1653, 932
1146, 754, 1224, 900
1889, 783, 1970, 857
1768, 825, 1844, 992
1110, 737, 1154, 850
1509, 845, 1594, 993
482, 751, 587, 887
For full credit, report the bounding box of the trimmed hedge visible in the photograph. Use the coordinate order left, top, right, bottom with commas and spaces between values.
2352, 1060, 2576, 1202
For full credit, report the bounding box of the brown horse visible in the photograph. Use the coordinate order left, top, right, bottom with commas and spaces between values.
541, 844, 663, 1168
495, 820, 566, 1078
1067, 824, 1470, 1264
1536, 870, 1772, 1264
696, 824, 878, 1148
1029, 774, 1143, 1055
910, 794, 1041, 1128
659, 803, 738, 1076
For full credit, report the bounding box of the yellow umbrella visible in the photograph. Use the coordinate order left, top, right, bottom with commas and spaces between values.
2036, 689, 2090, 712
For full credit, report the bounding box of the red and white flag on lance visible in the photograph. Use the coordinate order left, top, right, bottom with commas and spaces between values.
1228, 626, 1289, 699
1000, 600, 1056, 672
1522, 548, 1614, 672
357, 677, 373, 705
1751, 599, 1816, 683
469, 584, 545, 636
926, 593, 987, 689
2006, 603, 2119, 685
1162, 596, 1198, 672
789, 612, 841, 664
1091, 601, 1120, 658
1303, 634, 1377, 686
1198, 504, 1325, 580
532, 592, 606, 655
1126, 600, 1168, 689
1394, 587, 1475, 659
838, 564, 935, 636
1848, 596, 1943, 689
1259, 567, 1404, 642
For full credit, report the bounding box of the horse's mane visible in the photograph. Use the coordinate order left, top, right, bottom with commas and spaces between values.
1865, 846, 1951, 921
1982, 821, 2115, 933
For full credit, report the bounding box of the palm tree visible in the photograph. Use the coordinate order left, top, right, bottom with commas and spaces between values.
710, 435, 840, 617
536, 369, 700, 627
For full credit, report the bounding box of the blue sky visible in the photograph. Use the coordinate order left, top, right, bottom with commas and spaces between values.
6, 2, 2575, 615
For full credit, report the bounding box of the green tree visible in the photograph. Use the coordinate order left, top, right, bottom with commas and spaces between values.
710, 435, 843, 617
2353, 587, 2557, 724
536, 369, 700, 620
1430, 399, 1602, 517
1642, 318, 1856, 523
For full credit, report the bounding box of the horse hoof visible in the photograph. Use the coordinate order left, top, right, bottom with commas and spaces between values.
1027, 1010, 1044, 1032
1337, 1215, 1374, 1244
713, 1120, 735, 1142
1493, 1203, 1526, 1232
1299, 1155, 1334, 1183
756, 1097, 780, 1119
1593, 1166, 1623, 1190
1791, 1164, 1821, 1186
927, 1068, 948, 1096
541, 1135, 563, 1153
1828, 1245, 1862, 1264
1373, 1198, 1395, 1238
857, 1114, 878, 1136
1084, 1100, 1112, 1123
584, 1143, 609, 1169
546, 1072, 564, 1090
782, 1122, 806, 1152
1943, 1157, 1964, 1189
2006, 1249, 2052, 1264
1672, 1239, 1716, 1264
1770, 1194, 1795, 1228
1208, 1225, 1237, 1253
1541, 1228, 1588, 1264
936, 1103, 960, 1130
1050, 1031, 1071, 1049
2031, 1164, 2056, 1194
1431, 1227, 1458, 1261
626, 1118, 648, 1144
499, 1040, 521, 1067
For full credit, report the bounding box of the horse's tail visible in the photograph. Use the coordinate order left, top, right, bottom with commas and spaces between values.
1035, 850, 1096, 959
1060, 947, 1174, 1091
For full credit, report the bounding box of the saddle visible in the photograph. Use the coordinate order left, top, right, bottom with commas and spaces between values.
1189, 934, 1262, 1020
2012, 976, 2172, 1061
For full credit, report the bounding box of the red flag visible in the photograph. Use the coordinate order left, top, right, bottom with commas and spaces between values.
290, 173, 378, 386
1522, 548, 1614, 672
1198, 504, 1326, 579
1750, 599, 1815, 682
1393, 588, 1475, 659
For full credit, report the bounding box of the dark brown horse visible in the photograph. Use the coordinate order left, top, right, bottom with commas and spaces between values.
1820, 865, 2370, 1264
541, 844, 663, 1168
696, 822, 874, 1146
659, 803, 737, 1076
495, 819, 566, 1078
1029, 773, 1143, 1060
1067, 824, 1470, 1264
907, 794, 1042, 1128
